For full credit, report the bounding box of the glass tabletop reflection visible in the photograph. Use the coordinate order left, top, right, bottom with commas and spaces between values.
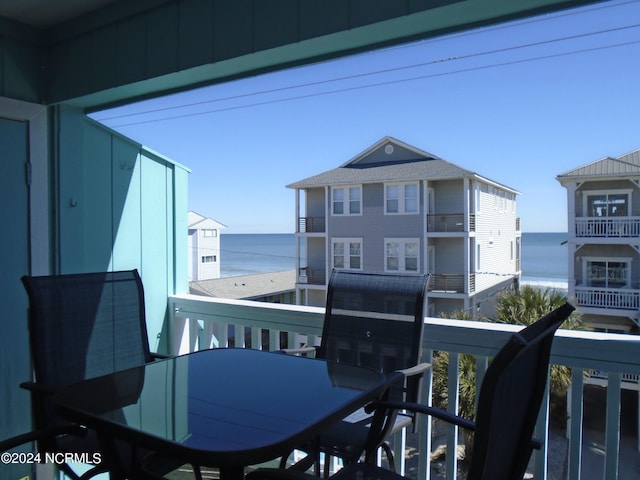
55, 348, 393, 468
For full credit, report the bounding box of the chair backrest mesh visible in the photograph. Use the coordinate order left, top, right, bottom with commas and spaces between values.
318, 270, 429, 401
467, 302, 575, 480
21, 269, 152, 390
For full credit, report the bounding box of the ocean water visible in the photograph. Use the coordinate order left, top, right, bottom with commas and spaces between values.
220, 232, 568, 288
220, 234, 296, 277
520, 232, 568, 289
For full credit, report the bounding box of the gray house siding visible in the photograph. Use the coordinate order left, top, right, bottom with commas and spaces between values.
431, 179, 464, 213
430, 237, 465, 275
328, 183, 423, 272
306, 188, 326, 218
307, 237, 326, 271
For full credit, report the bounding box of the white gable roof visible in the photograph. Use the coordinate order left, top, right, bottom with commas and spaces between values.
188, 211, 227, 230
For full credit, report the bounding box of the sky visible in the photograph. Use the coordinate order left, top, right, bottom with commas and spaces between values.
91, 0, 640, 234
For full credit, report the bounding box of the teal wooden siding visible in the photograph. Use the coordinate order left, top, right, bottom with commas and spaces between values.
0, 117, 31, 479
55, 106, 189, 353
3, 1, 601, 109
0, 19, 43, 103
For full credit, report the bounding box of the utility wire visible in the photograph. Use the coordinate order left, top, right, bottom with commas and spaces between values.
107, 35, 640, 128
97, 17, 640, 126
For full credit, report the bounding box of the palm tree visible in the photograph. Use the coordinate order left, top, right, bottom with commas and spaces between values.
495, 285, 584, 429
432, 286, 583, 446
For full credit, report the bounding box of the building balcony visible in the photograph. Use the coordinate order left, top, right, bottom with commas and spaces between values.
574, 217, 640, 238
170, 294, 640, 480
574, 285, 640, 311
428, 273, 476, 293
427, 213, 475, 233
297, 217, 326, 233
297, 267, 327, 285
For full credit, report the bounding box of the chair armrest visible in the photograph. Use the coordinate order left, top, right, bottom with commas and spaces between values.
0, 425, 86, 453
150, 352, 170, 361
397, 362, 431, 377
278, 346, 318, 356
366, 400, 476, 432
20, 381, 56, 396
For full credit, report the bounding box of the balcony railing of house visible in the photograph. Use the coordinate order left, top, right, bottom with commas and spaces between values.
574, 286, 640, 311
427, 213, 475, 232
298, 217, 326, 233
575, 217, 640, 238
169, 294, 640, 480
428, 273, 474, 293
297, 267, 326, 285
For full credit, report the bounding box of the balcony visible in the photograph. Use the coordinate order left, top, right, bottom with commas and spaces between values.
170, 294, 640, 480
427, 213, 475, 233
297, 267, 327, 285
298, 217, 326, 233
427, 273, 475, 293
574, 286, 640, 311
575, 217, 640, 238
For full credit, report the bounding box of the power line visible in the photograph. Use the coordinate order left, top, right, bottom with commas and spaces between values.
107, 35, 640, 128
96, 13, 640, 126
99, 21, 638, 121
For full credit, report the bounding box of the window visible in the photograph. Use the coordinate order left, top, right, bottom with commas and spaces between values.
385, 239, 419, 272
584, 257, 630, 288
585, 190, 630, 217
385, 183, 418, 214
202, 255, 217, 263
332, 187, 361, 215
203, 229, 217, 237
332, 238, 362, 270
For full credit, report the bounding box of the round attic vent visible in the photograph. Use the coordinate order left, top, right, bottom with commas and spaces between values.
384, 144, 394, 154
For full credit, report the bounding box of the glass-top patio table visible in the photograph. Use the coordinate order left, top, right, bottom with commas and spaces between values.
55, 347, 398, 480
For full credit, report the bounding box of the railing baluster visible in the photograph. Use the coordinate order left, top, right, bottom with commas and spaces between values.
567, 368, 584, 480
269, 329, 281, 350
445, 352, 460, 480
605, 373, 622, 479
533, 378, 551, 480
418, 349, 434, 480
251, 326, 262, 350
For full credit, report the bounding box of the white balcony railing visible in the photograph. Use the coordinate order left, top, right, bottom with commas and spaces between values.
575, 217, 640, 238
169, 294, 640, 480
575, 286, 640, 311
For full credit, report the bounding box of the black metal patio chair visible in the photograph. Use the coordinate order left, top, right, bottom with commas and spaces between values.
279, 270, 431, 475
250, 301, 575, 480
14, 269, 196, 480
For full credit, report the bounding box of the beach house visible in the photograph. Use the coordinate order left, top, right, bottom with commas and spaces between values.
188, 211, 227, 281
557, 149, 640, 333
289, 137, 521, 318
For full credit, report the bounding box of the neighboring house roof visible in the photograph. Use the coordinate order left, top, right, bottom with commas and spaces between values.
188, 210, 227, 230
557, 149, 640, 181
287, 136, 519, 194
189, 270, 296, 300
